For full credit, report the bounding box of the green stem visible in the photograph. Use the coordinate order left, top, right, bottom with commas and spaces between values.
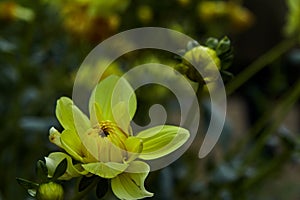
183, 83, 203, 128
71, 178, 98, 200
239, 79, 300, 170
226, 38, 296, 95
241, 150, 290, 191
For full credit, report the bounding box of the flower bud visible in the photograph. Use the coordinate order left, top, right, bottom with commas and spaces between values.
181, 45, 221, 83
36, 182, 64, 200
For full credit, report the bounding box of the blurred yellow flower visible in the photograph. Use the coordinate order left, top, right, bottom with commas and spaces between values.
198, 1, 254, 32
137, 5, 153, 24
45, 0, 129, 42
0, 1, 34, 22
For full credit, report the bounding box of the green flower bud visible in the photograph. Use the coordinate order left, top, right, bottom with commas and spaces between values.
182, 45, 221, 83
36, 182, 64, 200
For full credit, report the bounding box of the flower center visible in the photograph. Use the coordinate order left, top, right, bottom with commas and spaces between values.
99, 129, 109, 137
94, 121, 117, 137
91, 120, 128, 147
88, 120, 129, 163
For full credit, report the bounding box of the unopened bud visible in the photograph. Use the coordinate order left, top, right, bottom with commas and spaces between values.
182, 46, 221, 82
36, 182, 64, 200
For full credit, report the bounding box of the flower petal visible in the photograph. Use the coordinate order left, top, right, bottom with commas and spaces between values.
45, 152, 88, 180
49, 127, 62, 148
124, 137, 143, 163
112, 101, 133, 135
82, 162, 128, 179
82, 130, 125, 163
89, 102, 103, 126
111, 161, 153, 200
89, 75, 136, 131
55, 97, 90, 135
136, 125, 190, 160
60, 129, 85, 162
60, 129, 97, 163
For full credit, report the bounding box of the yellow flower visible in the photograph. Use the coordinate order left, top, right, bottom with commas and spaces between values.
46, 75, 190, 199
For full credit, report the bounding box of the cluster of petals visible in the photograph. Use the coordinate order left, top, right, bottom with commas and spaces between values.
46, 75, 190, 199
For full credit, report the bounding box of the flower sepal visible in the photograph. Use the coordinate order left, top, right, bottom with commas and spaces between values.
16, 158, 67, 199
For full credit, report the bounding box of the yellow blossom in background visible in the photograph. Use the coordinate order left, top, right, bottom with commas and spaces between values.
137, 5, 153, 24
44, 0, 129, 42
0, 1, 34, 22
198, 1, 254, 32
177, 0, 191, 7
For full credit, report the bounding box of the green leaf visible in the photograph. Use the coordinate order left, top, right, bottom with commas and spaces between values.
16, 178, 39, 190
186, 40, 199, 51
220, 52, 234, 70
82, 162, 128, 179
216, 36, 231, 56
96, 178, 109, 199
111, 161, 153, 200
205, 37, 219, 49
28, 189, 37, 197
221, 70, 234, 80
51, 158, 67, 181
36, 160, 48, 182
78, 175, 98, 192
137, 125, 190, 160
211, 36, 233, 70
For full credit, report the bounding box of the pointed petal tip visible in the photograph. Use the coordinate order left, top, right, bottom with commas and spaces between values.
137, 125, 190, 160
49, 127, 62, 147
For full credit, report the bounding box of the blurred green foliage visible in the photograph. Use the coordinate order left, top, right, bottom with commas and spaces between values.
284, 0, 300, 40
1, 0, 300, 199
